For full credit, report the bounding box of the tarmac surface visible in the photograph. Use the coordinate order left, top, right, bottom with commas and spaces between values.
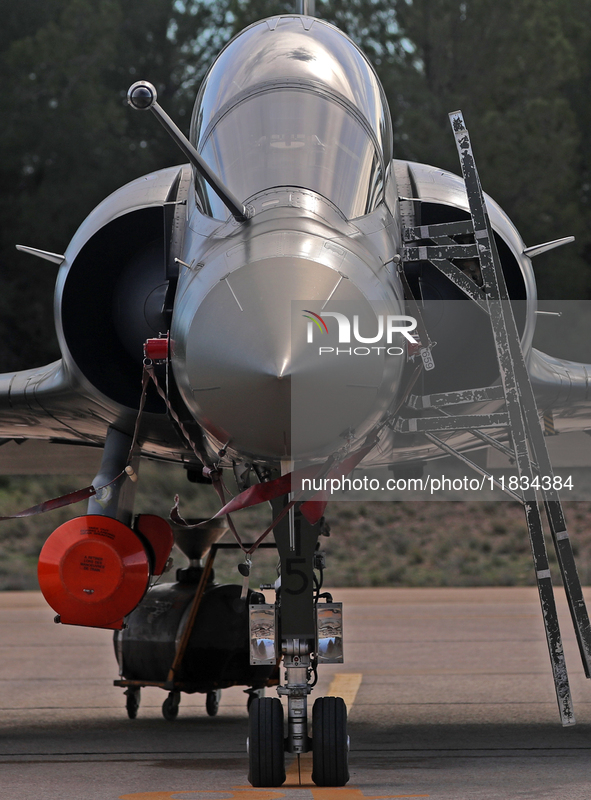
2, 587, 591, 799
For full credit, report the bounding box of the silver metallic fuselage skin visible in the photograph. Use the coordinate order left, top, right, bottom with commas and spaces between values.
2, 13, 589, 474
171, 185, 405, 462
172, 16, 405, 464
190, 16, 392, 222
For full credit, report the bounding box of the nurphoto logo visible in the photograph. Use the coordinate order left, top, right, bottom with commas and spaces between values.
302, 310, 417, 356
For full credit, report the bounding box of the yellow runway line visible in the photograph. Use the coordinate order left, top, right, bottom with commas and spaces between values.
285, 752, 313, 786
326, 673, 363, 711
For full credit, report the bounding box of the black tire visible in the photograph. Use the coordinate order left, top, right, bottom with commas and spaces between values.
312, 696, 349, 786
248, 697, 286, 787
162, 691, 180, 721
206, 689, 221, 717
246, 688, 265, 711
125, 688, 140, 720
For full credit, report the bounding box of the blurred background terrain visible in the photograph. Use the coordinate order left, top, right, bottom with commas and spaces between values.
2, 461, 591, 590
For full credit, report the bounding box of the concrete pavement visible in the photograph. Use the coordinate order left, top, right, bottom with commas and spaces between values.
1, 587, 591, 799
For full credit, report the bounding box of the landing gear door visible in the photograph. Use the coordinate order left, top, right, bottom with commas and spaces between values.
249, 604, 277, 665
317, 602, 344, 663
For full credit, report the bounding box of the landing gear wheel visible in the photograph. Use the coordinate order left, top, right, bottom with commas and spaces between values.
206, 689, 221, 717
246, 687, 265, 711
125, 688, 140, 719
162, 691, 181, 721
312, 696, 349, 787
247, 697, 286, 787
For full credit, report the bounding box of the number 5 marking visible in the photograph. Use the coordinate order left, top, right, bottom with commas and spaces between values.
285, 557, 308, 595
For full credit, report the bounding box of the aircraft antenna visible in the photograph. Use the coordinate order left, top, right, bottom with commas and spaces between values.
296, 0, 315, 15
127, 81, 249, 222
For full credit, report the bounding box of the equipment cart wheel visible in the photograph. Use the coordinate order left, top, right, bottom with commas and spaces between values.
206, 689, 221, 717
125, 688, 141, 719
247, 697, 285, 787
162, 691, 181, 721
311, 696, 349, 787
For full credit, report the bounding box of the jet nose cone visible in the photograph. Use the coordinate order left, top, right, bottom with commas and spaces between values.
173, 261, 305, 458
171, 254, 404, 461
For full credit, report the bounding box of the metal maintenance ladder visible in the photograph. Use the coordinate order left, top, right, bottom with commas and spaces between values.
398, 111, 591, 726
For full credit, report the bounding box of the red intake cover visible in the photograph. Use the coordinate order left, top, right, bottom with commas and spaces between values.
135, 514, 174, 575
38, 515, 151, 630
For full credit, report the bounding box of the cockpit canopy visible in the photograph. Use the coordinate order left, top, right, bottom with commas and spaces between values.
190, 16, 393, 220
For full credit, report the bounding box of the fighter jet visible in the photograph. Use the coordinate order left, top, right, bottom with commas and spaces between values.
3, 0, 591, 788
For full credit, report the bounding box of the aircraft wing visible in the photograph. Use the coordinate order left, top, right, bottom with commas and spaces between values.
0, 355, 190, 473
0, 360, 112, 443
529, 347, 591, 432
0, 359, 115, 475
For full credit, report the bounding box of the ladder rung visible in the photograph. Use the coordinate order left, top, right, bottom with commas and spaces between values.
395, 412, 509, 433
403, 244, 479, 262
403, 220, 475, 241
408, 385, 506, 409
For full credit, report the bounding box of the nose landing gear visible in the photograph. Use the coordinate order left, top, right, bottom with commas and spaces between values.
247, 500, 349, 788
247, 690, 349, 787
